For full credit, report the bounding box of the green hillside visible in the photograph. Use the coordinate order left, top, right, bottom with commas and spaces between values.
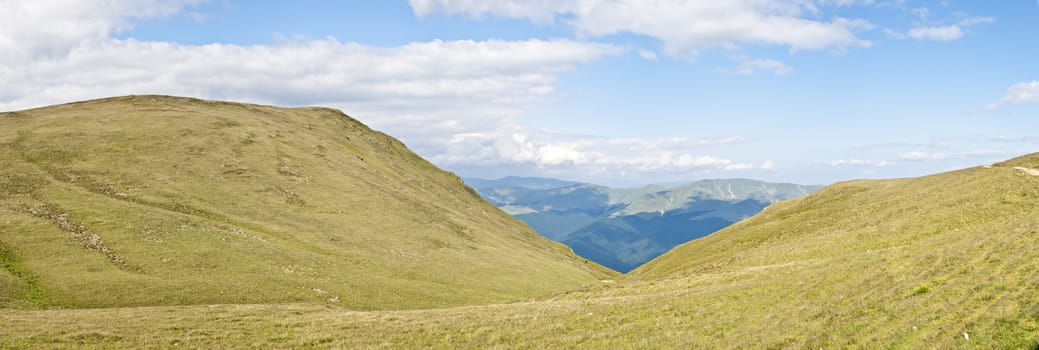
470, 178, 819, 272
4, 153, 1034, 348
0, 95, 612, 310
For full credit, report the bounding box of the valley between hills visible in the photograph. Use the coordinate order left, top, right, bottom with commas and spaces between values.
465, 176, 820, 273
2, 96, 1038, 348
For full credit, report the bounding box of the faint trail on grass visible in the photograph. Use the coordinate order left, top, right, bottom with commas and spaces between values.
1013, 167, 1039, 176
24, 206, 141, 273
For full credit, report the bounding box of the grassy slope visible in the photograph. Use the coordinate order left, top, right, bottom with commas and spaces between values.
0, 95, 612, 310
4, 152, 1036, 349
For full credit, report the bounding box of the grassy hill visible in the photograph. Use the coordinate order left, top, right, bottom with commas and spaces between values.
4, 152, 1034, 348
2, 97, 1036, 348
469, 178, 819, 272
0, 95, 612, 310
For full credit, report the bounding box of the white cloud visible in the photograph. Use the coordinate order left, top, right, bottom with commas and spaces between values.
882, 28, 906, 39
988, 81, 1039, 110
957, 17, 993, 26
828, 159, 892, 167
410, 0, 873, 56
907, 25, 963, 41
988, 136, 1039, 144
899, 150, 1007, 161
0, 0, 205, 64
760, 160, 777, 170
721, 57, 793, 76
638, 49, 658, 61
899, 151, 931, 160
724, 163, 755, 171
0, 0, 622, 117
894, 16, 994, 42
429, 126, 754, 176
0, 35, 621, 127
409, 0, 566, 23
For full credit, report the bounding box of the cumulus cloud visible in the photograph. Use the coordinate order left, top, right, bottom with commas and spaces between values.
410, 0, 873, 56
988, 81, 1039, 110
760, 160, 777, 170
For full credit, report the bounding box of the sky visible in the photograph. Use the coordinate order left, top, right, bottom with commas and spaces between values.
1, 0, 1037, 187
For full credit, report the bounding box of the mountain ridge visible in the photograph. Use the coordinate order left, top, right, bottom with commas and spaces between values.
0, 95, 613, 310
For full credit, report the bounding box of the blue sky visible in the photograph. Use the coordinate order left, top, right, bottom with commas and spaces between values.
2, 1, 1037, 186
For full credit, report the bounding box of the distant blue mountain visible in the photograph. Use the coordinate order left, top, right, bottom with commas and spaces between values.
468, 178, 821, 273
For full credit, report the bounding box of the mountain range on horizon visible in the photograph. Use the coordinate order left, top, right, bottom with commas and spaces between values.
465, 176, 821, 272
